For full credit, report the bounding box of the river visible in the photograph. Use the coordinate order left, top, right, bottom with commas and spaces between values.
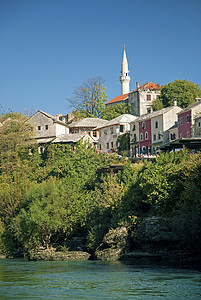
0, 259, 200, 299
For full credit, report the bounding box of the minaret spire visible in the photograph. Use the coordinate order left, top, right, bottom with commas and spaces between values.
120, 45, 130, 95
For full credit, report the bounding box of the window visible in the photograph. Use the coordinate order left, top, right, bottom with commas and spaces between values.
132, 124, 135, 131
155, 121, 158, 129
180, 133, 183, 138
170, 133, 176, 140
134, 134, 136, 141
142, 122, 145, 129
153, 134, 156, 141
120, 125, 124, 132
140, 133, 143, 141
107, 143, 109, 149
93, 131, 97, 137
99, 131, 101, 137
187, 131, 190, 138
38, 126, 41, 130
99, 144, 101, 150
45, 125, 48, 130
111, 142, 113, 148
147, 94, 151, 101
186, 115, 190, 123
158, 133, 162, 140
59, 116, 63, 121
110, 127, 114, 134
116, 141, 118, 147
145, 132, 148, 140
38, 146, 44, 154
198, 122, 201, 128
147, 108, 151, 114
29, 148, 34, 155
142, 146, 146, 154
180, 117, 183, 125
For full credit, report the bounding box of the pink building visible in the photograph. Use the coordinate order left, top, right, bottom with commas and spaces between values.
139, 119, 152, 154
178, 99, 201, 139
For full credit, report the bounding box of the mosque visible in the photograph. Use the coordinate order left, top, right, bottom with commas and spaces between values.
105, 46, 161, 116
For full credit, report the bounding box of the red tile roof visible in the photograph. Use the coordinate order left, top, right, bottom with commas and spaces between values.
138, 82, 161, 90
105, 93, 129, 105
105, 82, 161, 105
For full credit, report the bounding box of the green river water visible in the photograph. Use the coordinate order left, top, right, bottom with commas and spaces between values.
0, 259, 200, 299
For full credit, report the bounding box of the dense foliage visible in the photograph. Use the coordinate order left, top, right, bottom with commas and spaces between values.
103, 103, 132, 120
0, 112, 201, 257
153, 79, 201, 110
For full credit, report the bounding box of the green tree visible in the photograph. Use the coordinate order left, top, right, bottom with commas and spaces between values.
0, 112, 35, 173
103, 103, 132, 120
153, 79, 201, 110
117, 132, 130, 155
67, 76, 107, 119
152, 97, 164, 111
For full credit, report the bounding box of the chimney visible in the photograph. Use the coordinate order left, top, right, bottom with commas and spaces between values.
136, 82, 139, 89
173, 98, 177, 106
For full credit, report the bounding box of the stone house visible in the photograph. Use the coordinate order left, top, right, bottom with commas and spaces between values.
68, 118, 109, 142
28, 110, 70, 152
52, 133, 96, 149
178, 99, 201, 138
105, 82, 161, 117
95, 114, 137, 152
128, 82, 161, 116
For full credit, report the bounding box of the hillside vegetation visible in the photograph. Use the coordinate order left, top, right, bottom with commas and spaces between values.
0, 113, 201, 258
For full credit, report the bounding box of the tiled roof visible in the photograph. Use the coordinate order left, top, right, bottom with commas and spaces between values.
178, 100, 201, 114
38, 110, 55, 119
195, 113, 201, 119
36, 137, 55, 144
137, 82, 161, 90
169, 122, 178, 130
105, 93, 129, 105
131, 105, 181, 123
95, 114, 137, 130
68, 118, 109, 128
53, 133, 94, 143
105, 82, 161, 106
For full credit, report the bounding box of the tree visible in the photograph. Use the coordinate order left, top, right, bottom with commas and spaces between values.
117, 132, 130, 155
103, 103, 132, 120
153, 79, 201, 110
67, 76, 107, 119
0, 112, 35, 173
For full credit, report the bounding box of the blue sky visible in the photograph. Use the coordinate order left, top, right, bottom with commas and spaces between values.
0, 0, 201, 116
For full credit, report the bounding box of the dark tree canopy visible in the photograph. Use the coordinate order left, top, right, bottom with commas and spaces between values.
67, 76, 107, 119
152, 79, 201, 110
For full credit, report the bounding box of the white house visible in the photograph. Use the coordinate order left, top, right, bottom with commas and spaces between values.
95, 114, 137, 152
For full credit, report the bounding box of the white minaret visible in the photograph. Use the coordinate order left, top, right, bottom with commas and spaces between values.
120, 45, 130, 95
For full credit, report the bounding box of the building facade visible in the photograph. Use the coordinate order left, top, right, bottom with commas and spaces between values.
178, 99, 201, 138
130, 104, 182, 156
95, 114, 137, 152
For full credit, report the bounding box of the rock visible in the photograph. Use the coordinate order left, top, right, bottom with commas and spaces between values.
29, 250, 90, 261
95, 226, 128, 261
